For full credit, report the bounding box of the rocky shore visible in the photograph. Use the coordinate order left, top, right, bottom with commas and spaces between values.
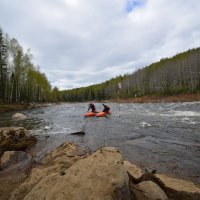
0, 102, 58, 113
0, 127, 200, 200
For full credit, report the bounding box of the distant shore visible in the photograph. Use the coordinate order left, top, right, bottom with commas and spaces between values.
0, 103, 28, 113
0, 94, 199, 113
113, 93, 200, 103
0, 102, 56, 113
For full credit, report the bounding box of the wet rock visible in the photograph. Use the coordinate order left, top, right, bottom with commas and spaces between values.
13, 147, 131, 200
123, 160, 144, 182
12, 113, 27, 120
28, 103, 34, 109
28, 103, 40, 109
131, 181, 168, 200
0, 151, 32, 170
0, 151, 16, 169
0, 127, 37, 151
156, 174, 200, 200
0, 150, 32, 184
70, 131, 85, 136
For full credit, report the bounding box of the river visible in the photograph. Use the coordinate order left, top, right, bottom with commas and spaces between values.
0, 102, 200, 184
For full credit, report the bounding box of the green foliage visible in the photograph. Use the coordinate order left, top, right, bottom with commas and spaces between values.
60, 47, 200, 102
52, 87, 61, 102
0, 26, 53, 103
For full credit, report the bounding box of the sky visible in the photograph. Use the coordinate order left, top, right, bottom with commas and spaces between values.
0, 0, 200, 90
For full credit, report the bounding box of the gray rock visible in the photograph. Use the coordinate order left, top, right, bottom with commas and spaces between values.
12, 113, 27, 120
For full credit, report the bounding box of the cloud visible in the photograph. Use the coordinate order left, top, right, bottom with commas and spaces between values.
0, 0, 200, 90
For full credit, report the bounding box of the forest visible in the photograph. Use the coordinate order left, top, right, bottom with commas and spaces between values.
0, 27, 59, 103
60, 47, 200, 102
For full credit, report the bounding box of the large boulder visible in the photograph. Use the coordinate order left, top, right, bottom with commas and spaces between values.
13, 147, 131, 200
0, 127, 37, 151
12, 113, 27, 120
156, 174, 200, 200
10, 142, 89, 200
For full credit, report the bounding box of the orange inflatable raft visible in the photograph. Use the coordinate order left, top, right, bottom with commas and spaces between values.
84, 112, 98, 117
96, 111, 111, 117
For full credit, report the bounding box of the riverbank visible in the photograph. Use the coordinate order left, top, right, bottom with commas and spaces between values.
0, 127, 200, 200
0, 102, 59, 113
0, 103, 28, 113
0, 94, 199, 113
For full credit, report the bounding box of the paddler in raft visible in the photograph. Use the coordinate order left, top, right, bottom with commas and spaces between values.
102, 104, 110, 113
88, 103, 98, 113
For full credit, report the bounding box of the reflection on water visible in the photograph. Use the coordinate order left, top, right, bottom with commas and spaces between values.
0, 102, 200, 183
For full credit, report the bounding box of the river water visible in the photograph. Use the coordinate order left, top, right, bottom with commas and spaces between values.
0, 102, 200, 183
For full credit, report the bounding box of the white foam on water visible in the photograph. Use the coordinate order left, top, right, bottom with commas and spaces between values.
181, 118, 196, 125
159, 110, 200, 117
139, 121, 152, 128
44, 126, 51, 130
172, 111, 200, 117
36, 126, 73, 135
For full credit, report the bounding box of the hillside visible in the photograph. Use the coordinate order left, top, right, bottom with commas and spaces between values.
60, 47, 200, 102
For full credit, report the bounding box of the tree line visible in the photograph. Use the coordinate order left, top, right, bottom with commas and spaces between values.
60, 47, 200, 102
0, 26, 59, 103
